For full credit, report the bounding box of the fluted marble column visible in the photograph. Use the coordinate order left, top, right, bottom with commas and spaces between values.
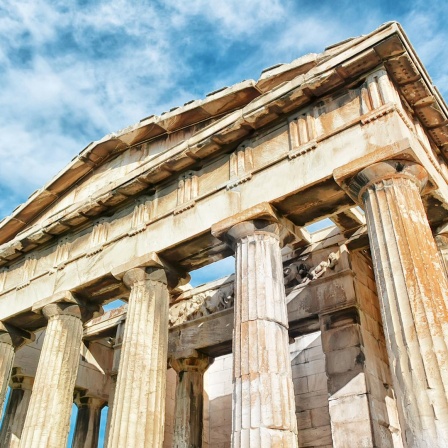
19, 302, 84, 448
104, 319, 124, 446
103, 374, 116, 446
106, 267, 170, 448
0, 371, 33, 448
349, 160, 448, 448
72, 393, 105, 448
171, 350, 213, 448
0, 326, 15, 419
224, 220, 298, 448
0, 324, 32, 421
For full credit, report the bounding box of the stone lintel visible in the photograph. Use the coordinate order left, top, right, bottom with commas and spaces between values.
211, 201, 306, 247
333, 137, 436, 204
111, 251, 190, 290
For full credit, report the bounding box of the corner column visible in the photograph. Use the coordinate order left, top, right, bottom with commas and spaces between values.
0, 370, 33, 448
213, 211, 298, 448
106, 265, 173, 448
19, 301, 86, 448
72, 393, 105, 448
170, 350, 213, 448
349, 160, 448, 447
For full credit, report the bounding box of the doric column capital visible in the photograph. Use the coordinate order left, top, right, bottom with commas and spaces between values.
227, 220, 281, 245
170, 349, 213, 374
10, 368, 34, 390
0, 322, 34, 350
123, 266, 169, 288
43, 302, 83, 320
212, 202, 304, 249
348, 159, 428, 202
112, 252, 189, 291
74, 391, 106, 410
33, 291, 102, 323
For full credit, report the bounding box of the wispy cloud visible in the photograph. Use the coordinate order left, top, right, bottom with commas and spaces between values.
0, 0, 446, 219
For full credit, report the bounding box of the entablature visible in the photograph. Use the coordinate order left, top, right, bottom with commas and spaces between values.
0, 101, 446, 323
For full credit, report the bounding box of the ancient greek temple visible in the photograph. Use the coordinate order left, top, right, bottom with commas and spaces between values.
0, 21, 447, 448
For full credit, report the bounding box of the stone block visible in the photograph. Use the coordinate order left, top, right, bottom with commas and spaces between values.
328, 393, 371, 423
321, 324, 361, 352
305, 345, 326, 362
297, 410, 312, 430
325, 346, 364, 375
307, 372, 328, 393
327, 369, 366, 397
294, 376, 308, 394
291, 358, 326, 378
296, 392, 329, 412
298, 425, 332, 447
330, 420, 374, 448
290, 332, 322, 359
310, 406, 331, 428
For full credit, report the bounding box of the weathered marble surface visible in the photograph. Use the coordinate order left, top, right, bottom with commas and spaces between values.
19, 303, 84, 448
350, 160, 448, 448
169, 283, 234, 327
0, 371, 33, 448
106, 267, 170, 448
0, 22, 447, 448
171, 351, 212, 448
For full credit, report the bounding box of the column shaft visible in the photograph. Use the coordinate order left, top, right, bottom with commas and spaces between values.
230, 221, 298, 448
171, 352, 212, 448
72, 395, 105, 448
19, 303, 84, 448
104, 320, 123, 445
106, 267, 169, 448
0, 332, 14, 419
103, 375, 116, 446
0, 374, 33, 448
351, 161, 448, 447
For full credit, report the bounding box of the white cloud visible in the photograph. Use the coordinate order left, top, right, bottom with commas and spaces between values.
166, 0, 286, 35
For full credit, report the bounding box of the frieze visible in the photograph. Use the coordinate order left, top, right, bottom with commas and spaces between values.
169, 282, 234, 327
168, 252, 340, 327
283, 251, 339, 288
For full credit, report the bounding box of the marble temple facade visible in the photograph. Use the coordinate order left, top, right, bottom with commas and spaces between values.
0, 22, 447, 448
